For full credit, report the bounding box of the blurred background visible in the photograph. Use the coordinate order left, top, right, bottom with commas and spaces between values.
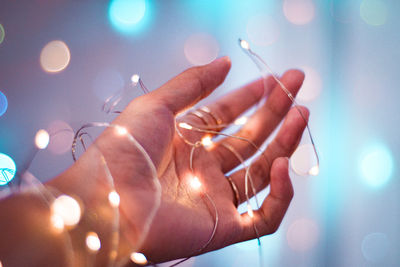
0, 0, 399, 266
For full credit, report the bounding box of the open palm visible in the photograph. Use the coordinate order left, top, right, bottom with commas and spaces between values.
55, 57, 308, 264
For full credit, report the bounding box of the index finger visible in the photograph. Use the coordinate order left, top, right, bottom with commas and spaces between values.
150, 56, 232, 114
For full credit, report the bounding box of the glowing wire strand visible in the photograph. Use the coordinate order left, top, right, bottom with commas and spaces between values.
239, 38, 320, 176
71, 122, 162, 254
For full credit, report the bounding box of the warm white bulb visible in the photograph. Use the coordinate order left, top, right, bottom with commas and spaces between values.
86, 232, 101, 252
201, 135, 213, 148
131, 74, 140, 85
130, 252, 148, 265
51, 195, 81, 227
115, 126, 128, 136
247, 204, 254, 218
234, 116, 248, 125
240, 39, 250, 50
309, 165, 319, 176
50, 213, 65, 233
35, 129, 50, 149
178, 122, 193, 130
108, 190, 120, 208
190, 176, 202, 190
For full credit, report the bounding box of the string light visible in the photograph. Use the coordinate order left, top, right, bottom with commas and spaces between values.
130, 252, 148, 265
189, 176, 202, 190
51, 195, 82, 227
86, 232, 101, 252
234, 116, 248, 125
201, 135, 213, 148
115, 125, 128, 136
239, 38, 319, 177
108, 190, 120, 208
247, 204, 254, 218
35, 129, 50, 149
131, 74, 140, 85
178, 122, 193, 130
50, 213, 65, 233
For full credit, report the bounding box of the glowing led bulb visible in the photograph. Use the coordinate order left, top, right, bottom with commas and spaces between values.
51, 195, 81, 227
131, 74, 140, 85
240, 39, 250, 50
234, 116, 248, 125
108, 190, 120, 208
178, 122, 193, 130
50, 213, 65, 233
190, 176, 202, 190
115, 126, 128, 136
309, 165, 319, 176
201, 135, 213, 148
86, 232, 101, 252
35, 129, 50, 149
130, 252, 148, 265
247, 204, 254, 218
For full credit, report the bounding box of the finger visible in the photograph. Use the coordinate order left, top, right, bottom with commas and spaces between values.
214, 69, 305, 173
150, 56, 231, 115
238, 157, 293, 242
184, 76, 276, 129
228, 106, 308, 204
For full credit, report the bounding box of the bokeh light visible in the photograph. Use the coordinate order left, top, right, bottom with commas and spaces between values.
283, 0, 315, 25
0, 91, 8, 117
92, 68, 124, 101
51, 195, 82, 227
184, 33, 219, 66
130, 252, 148, 265
86, 232, 101, 252
361, 232, 390, 262
246, 14, 279, 46
47, 120, 74, 155
108, 0, 148, 34
0, 24, 4, 45
360, 0, 388, 26
50, 213, 65, 233
287, 218, 319, 252
35, 129, 50, 149
297, 66, 322, 102
108, 190, 120, 208
290, 144, 319, 176
40, 40, 71, 73
0, 153, 17, 186
359, 143, 393, 188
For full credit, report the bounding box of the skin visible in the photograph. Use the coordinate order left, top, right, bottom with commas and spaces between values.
0, 56, 308, 266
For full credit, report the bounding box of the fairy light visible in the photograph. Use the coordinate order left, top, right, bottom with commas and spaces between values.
51, 195, 81, 227
190, 176, 202, 190
108, 190, 120, 208
115, 125, 128, 136
234, 116, 248, 125
178, 122, 193, 130
35, 129, 50, 149
240, 39, 250, 50
309, 165, 319, 176
201, 135, 213, 148
130, 252, 148, 265
131, 74, 140, 85
247, 204, 254, 218
50, 213, 65, 233
86, 231, 101, 252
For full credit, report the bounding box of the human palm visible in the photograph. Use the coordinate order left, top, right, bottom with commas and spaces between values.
55, 57, 308, 264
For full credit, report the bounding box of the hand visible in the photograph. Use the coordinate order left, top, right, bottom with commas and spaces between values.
52, 56, 308, 264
